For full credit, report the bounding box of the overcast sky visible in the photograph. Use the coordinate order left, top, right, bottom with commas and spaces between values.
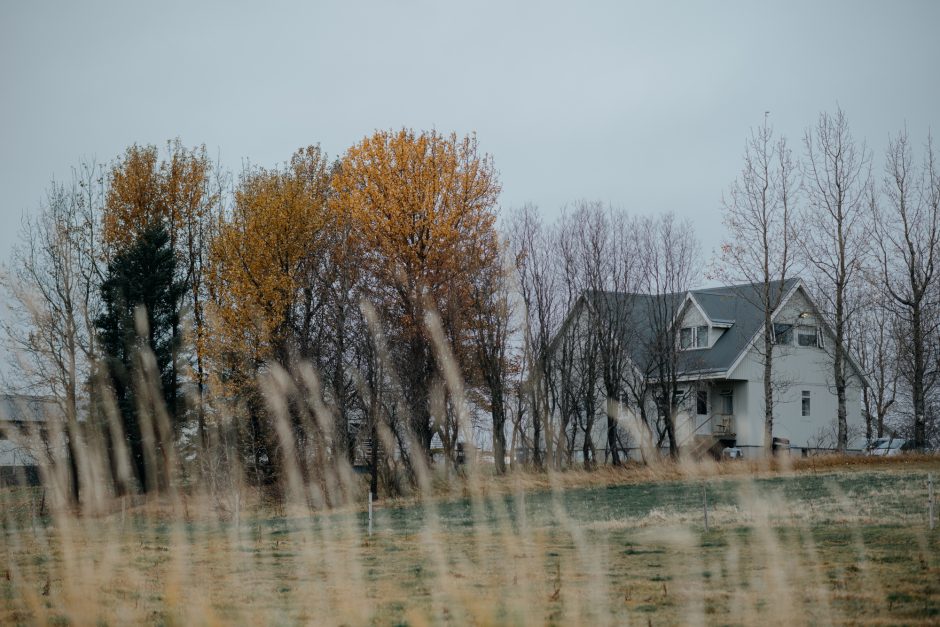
1, 0, 938, 272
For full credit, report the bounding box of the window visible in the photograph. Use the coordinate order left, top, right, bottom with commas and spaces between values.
801, 390, 811, 417
774, 323, 793, 345
680, 325, 709, 350
695, 325, 708, 348
720, 390, 733, 414
696, 390, 708, 415
797, 326, 819, 347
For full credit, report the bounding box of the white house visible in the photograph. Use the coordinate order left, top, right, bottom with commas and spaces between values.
552, 278, 868, 460
0, 394, 57, 485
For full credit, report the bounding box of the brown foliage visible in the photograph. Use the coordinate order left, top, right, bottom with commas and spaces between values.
207, 145, 333, 369
331, 129, 502, 451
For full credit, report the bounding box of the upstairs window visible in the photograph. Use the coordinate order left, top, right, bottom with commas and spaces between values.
797, 326, 819, 347
773, 323, 793, 345
801, 390, 811, 416
680, 325, 709, 349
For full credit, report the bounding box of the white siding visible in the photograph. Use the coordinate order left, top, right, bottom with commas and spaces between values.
679, 302, 707, 328
728, 287, 865, 452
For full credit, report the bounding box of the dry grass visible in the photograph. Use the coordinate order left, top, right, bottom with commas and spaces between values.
2, 457, 939, 625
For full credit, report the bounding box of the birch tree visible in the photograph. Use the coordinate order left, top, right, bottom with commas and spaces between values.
718, 117, 799, 455
874, 130, 940, 450
800, 107, 872, 451
855, 285, 898, 440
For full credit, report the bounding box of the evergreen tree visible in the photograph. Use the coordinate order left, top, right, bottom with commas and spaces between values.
95, 222, 185, 493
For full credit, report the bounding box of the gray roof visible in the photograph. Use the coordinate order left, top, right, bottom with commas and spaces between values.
0, 439, 37, 467
584, 278, 800, 378
0, 395, 59, 423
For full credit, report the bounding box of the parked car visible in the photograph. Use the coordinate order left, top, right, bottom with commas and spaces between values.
868, 438, 915, 456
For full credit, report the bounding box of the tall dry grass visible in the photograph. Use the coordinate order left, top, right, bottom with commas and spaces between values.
2, 451, 940, 624
1, 319, 939, 625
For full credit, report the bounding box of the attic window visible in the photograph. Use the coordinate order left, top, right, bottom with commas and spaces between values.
680, 325, 708, 349
797, 326, 820, 347
773, 323, 793, 345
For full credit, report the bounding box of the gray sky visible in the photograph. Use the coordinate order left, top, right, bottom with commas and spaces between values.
1, 0, 938, 269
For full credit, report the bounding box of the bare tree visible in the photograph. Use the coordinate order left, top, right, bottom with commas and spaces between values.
556, 206, 601, 469
588, 207, 639, 465
1, 163, 106, 503
854, 284, 898, 440
717, 117, 799, 455
873, 129, 940, 450
469, 238, 514, 473
800, 107, 872, 451
635, 212, 700, 458
508, 204, 561, 469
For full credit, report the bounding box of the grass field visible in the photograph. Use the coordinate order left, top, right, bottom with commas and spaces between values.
2, 459, 939, 625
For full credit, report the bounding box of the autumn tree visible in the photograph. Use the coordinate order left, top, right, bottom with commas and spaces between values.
207, 146, 345, 482
717, 117, 799, 455
331, 129, 501, 462
800, 107, 872, 451
104, 141, 220, 447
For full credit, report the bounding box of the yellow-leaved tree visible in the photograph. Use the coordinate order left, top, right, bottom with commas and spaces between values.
208, 145, 332, 366
103, 141, 219, 446
331, 129, 501, 458
206, 146, 335, 481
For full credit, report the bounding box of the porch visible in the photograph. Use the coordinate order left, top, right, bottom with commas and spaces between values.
683, 380, 740, 459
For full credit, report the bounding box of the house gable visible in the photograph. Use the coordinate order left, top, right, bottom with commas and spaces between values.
725, 281, 869, 387
675, 294, 711, 350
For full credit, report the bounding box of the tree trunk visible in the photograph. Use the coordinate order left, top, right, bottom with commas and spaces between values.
369, 408, 378, 500
491, 388, 506, 474
912, 305, 927, 449
834, 283, 848, 451
763, 317, 775, 456
862, 387, 873, 442
663, 389, 679, 459
606, 413, 621, 466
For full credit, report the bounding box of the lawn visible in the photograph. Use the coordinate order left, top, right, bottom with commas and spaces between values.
2, 460, 939, 625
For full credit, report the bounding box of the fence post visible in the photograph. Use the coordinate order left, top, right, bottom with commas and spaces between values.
368, 491, 374, 536
930, 473, 935, 531
703, 483, 709, 533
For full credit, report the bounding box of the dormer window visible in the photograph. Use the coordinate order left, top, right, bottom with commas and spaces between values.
680, 325, 708, 349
